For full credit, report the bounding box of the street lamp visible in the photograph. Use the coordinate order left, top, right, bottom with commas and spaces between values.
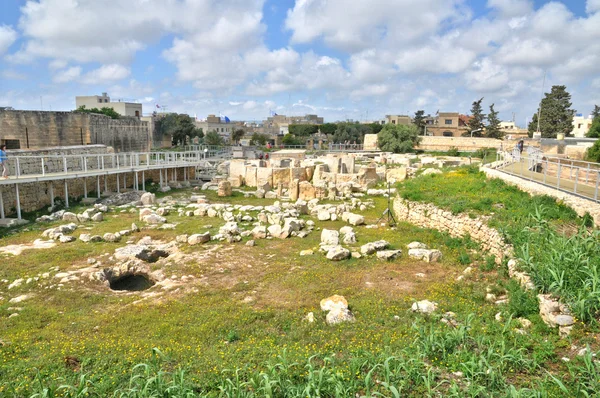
470, 128, 483, 138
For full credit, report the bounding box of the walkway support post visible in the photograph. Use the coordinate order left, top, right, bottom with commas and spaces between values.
64, 180, 69, 208
0, 186, 5, 219
15, 184, 21, 220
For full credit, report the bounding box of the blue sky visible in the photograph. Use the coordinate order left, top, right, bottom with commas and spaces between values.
0, 0, 599, 125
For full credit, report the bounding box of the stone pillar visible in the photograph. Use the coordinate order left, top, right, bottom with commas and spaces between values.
218, 181, 232, 197
289, 179, 299, 201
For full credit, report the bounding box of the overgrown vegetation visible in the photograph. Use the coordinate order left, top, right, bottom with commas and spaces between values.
75, 105, 121, 119
377, 124, 421, 153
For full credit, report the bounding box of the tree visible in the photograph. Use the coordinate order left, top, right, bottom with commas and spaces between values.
204, 131, 224, 146
586, 116, 600, 138
592, 105, 600, 119
377, 124, 421, 153
467, 98, 486, 137
231, 129, 245, 144
76, 105, 120, 119
485, 104, 503, 139
250, 133, 269, 146
331, 122, 370, 144
288, 124, 319, 136
282, 134, 303, 146
413, 110, 426, 135
528, 85, 574, 138
585, 139, 600, 162
319, 123, 337, 135
156, 113, 203, 146
368, 123, 383, 134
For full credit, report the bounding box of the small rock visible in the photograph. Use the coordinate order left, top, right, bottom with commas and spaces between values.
246, 240, 256, 247
300, 250, 314, 256
376, 250, 402, 261
411, 300, 437, 314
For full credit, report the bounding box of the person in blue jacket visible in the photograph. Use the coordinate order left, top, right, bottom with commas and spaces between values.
0, 144, 8, 178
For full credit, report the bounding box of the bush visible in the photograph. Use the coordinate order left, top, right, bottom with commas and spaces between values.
506, 281, 539, 318
377, 124, 421, 153
585, 139, 600, 162
446, 147, 460, 156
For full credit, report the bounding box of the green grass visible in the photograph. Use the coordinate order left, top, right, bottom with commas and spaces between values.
1, 180, 599, 396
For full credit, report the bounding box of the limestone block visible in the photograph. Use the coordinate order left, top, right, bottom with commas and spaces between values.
358, 166, 379, 188
386, 167, 407, 182
228, 175, 243, 188
298, 181, 316, 201
256, 167, 273, 187
272, 168, 291, 188
245, 166, 258, 187
290, 167, 308, 182
229, 160, 247, 180
363, 134, 379, 150
289, 179, 300, 201
340, 156, 355, 174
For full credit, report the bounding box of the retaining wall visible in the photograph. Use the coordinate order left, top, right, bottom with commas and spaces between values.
393, 197, 513, 262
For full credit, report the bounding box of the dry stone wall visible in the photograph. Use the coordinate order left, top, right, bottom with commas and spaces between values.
393, 197, 513, 262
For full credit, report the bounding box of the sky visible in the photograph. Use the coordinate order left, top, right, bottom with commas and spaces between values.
0, 0, 599, 126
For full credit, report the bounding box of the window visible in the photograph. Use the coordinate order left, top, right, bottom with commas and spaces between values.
2, 139, 20, 149
105, 99, 109, 103
443, 131, 453, 137
445, 119, 452, 125
98, 99, 102, 103
578, 124, 582, 129
135, 110, 140, 117
392, 120, 396, 124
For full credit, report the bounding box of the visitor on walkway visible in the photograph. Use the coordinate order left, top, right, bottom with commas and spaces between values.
0, 145, 8, 178
517, 140, 524, 154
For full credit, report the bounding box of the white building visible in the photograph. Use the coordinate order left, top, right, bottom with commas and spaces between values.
572, 114, 594, 138
75, 92, 143, 117
194, 114, 232, 140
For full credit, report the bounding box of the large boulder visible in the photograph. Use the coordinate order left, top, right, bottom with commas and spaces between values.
143, 214, 167, 224
298, 181, 316, 201
411, 300, 437, 314
321, 229, 340, 245
408, 249, 442, 263
326, 309, 355, 325
140, 192, 156, 205
62, 212, 79, 223
360, 240, 389, 255
188, 232, 211, 245
342, 212, 365, 226
326, 246, 350, 261
376, 250, 402, 261
251, 226, 268, 239
320, 295, 348, 311
219, 222, 240, 236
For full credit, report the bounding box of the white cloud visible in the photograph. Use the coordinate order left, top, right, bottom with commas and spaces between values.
0, 25, 17, 55
487, 0, 533, 18
587, 0, 600, 14
53, 66, 82, 83
81, 64, 131, 84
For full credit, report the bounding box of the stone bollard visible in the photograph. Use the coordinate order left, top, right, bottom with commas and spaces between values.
218, 181, 232, 197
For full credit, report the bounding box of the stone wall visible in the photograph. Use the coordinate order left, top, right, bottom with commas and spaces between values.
417, 136, 503, 151
393, 197, 512, 262
0, 110, 151, 152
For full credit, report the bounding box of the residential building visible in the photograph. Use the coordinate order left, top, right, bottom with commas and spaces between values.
194, 114, 233, 140
425, 112, 470, 137
572, 114, 594, 138
75, 92, 143, 117
263, 114, 324, 136
385, 115, 412, 125
499, 121, 528, 139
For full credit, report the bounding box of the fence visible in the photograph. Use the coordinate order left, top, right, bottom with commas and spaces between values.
496, 148, 600, 202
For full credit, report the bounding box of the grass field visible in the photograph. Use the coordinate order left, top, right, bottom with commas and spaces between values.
1, 177, 599, 396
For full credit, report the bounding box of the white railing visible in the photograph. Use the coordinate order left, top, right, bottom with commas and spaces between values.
3, 150, 214, 180
496, 149, 600, 202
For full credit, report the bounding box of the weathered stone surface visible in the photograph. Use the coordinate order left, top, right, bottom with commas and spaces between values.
386, 167, 407, 182
360, 240, 389, 255
267, 224, 282, 238
59, 235, 76, 243
103, 233, 121, 243
298, 181, 316, 201
407, 241, 428, 250
114, 245, 169, 263
218, 181, 232, 197
91, 212, 104, 222
188, 232, 210, 245
219, 222, 240, 236
321, 229, 340, 245
320, 295, 348, 311
317, 210, 331, 221
376, 250, 402, 261
62, 212, 78, 222
342, 231, 356, 244
141, 192, 156, 205
408, 249, 442, 263
326, 246, 350, 261
343, 212, 365, 226
411, 300, 437, 314
300, 249, 314, 256
143, 214, 167, 224
326, 308, 355, 325
251, 226, 267, 239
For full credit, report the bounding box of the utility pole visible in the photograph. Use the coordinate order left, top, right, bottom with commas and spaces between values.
536, 70, 546, 135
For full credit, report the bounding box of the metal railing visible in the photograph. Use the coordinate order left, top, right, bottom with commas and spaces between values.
496, 148, 600, 202
2, 150, 218, 181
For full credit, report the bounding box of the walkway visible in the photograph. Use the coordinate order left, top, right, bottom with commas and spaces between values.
0, 149, 228, 222
494, 150, 600, 203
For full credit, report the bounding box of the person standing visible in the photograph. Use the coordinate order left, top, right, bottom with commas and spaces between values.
0, 145, 8, 179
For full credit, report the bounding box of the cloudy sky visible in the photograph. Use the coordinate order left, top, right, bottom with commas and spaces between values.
0, 0, 599, 125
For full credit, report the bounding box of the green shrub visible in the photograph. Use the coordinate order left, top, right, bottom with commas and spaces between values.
506, 281, 539, 318
446, 146, 460, 156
